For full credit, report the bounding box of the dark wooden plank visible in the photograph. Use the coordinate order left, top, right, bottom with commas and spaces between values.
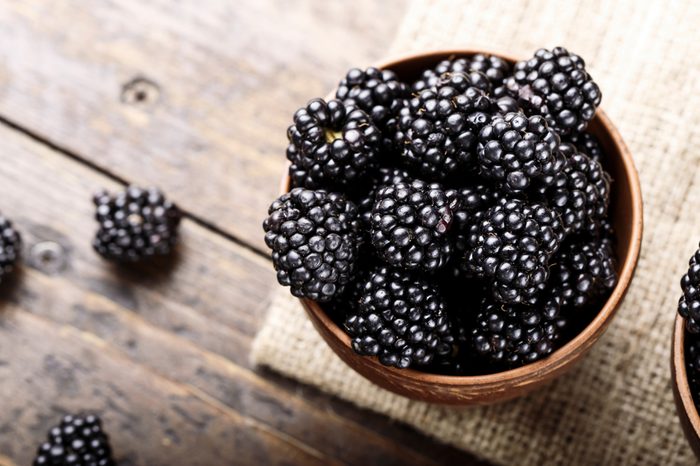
0, 310, 338, 466
0, 0, 406, 251
0, 127, 482, 465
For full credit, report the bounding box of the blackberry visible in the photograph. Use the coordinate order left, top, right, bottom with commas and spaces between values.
548, 236, 617, 309
263, 188, 361, 302
539, 143, 610, 235
286, 98, 381, 190
493, 86, 522, 113
396, 72, 496, 179
411, 54, 509, 93
471, 296, 567, 367
679, 244, 700, 333
505, 47, 602, 135
0, 215, 21, 282
357, 166, 412, 229
425, 318, 469, 375
33, 414, 115, 466
92, 186, 181, 262
447, 183, 500, 279
686, 333, 700, 403
335, 67, 408, 150
449, 183, 500, 232
477, 112, 562, 192
370, 179, 458, 272
465, 198, 564, 304
568, 131, 604, 163
344, 266, 454, 368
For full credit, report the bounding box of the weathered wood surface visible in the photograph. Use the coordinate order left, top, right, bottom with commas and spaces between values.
0, 1, 489, 465
0, 0, 409, 252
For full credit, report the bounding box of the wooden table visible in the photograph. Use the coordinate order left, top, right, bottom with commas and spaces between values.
0, 2, 487, 465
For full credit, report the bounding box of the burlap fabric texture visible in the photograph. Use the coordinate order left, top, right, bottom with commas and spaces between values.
252, 1, 700, 464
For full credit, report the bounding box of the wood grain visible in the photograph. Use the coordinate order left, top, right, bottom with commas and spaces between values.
0, 310, 343, 466
0, 125, 483, 465
0, 0, 407, 251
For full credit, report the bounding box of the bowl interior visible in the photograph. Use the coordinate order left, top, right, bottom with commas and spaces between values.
297, 50, 643, 392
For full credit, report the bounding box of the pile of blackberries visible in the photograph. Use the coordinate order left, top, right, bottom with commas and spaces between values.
263, 47, 618, 373
679, 244, 700, 405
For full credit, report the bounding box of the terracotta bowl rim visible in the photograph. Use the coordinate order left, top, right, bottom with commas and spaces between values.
673, 315, 700, 437
284, 48, 644, 387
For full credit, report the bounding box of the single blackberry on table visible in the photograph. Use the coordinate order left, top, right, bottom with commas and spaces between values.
344, 266, 455, 368
505, 47, 602, 136
0, 215, 21, 282
685, 333, 700, 403
548, 236, 617, 309
465, 198, 564, 304
477, 112, 562, 192
370, 179, 458, 272
396, 72, 496, 179
411, 54, 510, 93
263, 188, 361, 302
92, 186, 181, 262
471, 295, 567, 367
33, 414, 115, 466
335, 67, 408, 151
568, 131, 604, 163
287, 98, 381, 190
679, 244, 700, 333
538, 143, 610, 235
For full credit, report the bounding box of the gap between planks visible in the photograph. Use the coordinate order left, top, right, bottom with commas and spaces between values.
0, 113, 271, 260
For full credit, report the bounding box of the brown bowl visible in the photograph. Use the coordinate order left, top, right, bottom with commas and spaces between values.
284, 49, 644, 404
672, 315, 700, 458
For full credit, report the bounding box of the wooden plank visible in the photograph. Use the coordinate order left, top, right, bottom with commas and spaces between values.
0, 126, 481, 465
0, 0, 406, 251
0, 311, 338, 466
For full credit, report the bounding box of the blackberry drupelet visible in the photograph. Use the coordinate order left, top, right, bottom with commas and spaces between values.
335, 67, 408, 150
33, 414, 115, 466
396, 72, 496, 179
0, 215, 21, 283
465, 198, 564, 304
540, 143, 610, 235
263, 188, 361, 302
344, 266, 454, 368
568, 131, 604, 163
679, 244, 700, 333
411, 54, 509, 93
548, 236, 617, 309
505, 47, 602, 135
92, 186, 181, 262
287, 98, 381, 190
686, 333, 700, 404
471, 296, 567, 367
477, 112, 562, 192
370, 179, 458, 272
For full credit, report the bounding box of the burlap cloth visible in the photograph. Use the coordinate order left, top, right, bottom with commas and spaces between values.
252, 1, 700, 464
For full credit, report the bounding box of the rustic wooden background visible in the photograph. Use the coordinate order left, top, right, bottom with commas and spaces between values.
0, 1, 488, 465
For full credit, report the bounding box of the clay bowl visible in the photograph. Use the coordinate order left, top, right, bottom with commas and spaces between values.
283, 49, 643, 405
672, 315, 700, 458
